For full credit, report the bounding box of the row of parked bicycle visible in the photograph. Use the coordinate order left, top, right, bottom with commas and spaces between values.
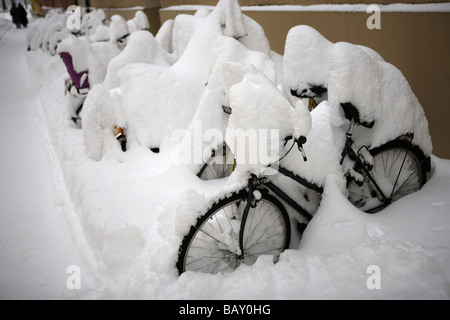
27, 0, 433, 275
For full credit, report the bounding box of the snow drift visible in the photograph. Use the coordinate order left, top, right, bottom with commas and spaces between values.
82, 0, 281, 161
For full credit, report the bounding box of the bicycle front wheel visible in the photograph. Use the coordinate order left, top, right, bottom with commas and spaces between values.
177, 191, 290, 275
347, 139, 428, 213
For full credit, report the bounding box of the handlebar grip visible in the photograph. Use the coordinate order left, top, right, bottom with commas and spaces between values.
283, 135, 293, 146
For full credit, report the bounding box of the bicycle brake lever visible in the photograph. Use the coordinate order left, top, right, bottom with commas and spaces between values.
283, 135, 293, 147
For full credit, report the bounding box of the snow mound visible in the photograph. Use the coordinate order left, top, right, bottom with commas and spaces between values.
283, 25, 333, 101
102, 30, 175, 90
109, 15, 130, 49
89, 25, 110, 42
328, 42, 432, 155
284, 25, 431, 158
127, 10, 150, 33
81, 9, 108, 37
173, 46, 279, 174
155, 19, 175, 54
226, 67, 311, 178
283, 25, 385, 100
84, 0, 279, 160
280, 101, 346, 186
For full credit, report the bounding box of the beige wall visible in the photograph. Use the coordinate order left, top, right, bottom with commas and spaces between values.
74, 0, 162, 35
86, 0, 161, 8
160, 8, 450, 159
160, 0, 450, 7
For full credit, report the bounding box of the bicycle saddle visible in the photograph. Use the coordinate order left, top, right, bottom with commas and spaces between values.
290, 84, 327, 99
340, 102, 375, 128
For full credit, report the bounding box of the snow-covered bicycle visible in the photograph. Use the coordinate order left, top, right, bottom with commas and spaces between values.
176, 98, 431, 274
196, 92, 323, 181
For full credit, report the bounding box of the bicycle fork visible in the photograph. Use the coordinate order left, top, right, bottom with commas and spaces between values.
237, 179, 258, 259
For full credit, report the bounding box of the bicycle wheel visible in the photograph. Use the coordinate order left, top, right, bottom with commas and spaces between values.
347, 139, 428, 213
177, 190, 291, 274
197, 143, 235, 180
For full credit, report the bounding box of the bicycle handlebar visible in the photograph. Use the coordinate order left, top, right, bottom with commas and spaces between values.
283, 135, 307, 161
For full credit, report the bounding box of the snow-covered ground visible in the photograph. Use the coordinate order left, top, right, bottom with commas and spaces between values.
1, 10, 450, 300
0, 23, 92, 299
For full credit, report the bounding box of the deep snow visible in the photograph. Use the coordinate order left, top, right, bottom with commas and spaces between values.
1, 10, 450, 300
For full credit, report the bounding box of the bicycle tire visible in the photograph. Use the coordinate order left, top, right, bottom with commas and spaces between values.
177, 190, 291, 275
347, 139, 428, 213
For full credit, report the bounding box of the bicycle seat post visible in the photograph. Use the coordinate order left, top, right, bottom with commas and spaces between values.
340, 119, 356, 164
346, 119, 356, 140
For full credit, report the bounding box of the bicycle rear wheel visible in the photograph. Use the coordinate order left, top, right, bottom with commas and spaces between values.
347, 139, 428, 213
177, 191, 290, 274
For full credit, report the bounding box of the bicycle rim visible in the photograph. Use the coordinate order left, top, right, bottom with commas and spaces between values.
178, 193, 290, 274
348, 142, 426, 213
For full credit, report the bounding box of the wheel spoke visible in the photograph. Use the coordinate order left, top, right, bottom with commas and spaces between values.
188, 256, 231, 273
243, 203, 271, 248
245, 232, 285, 253
390, 149, 409, 199
245, 204, 283, 246
221, 203, 241, 241
394, 169, 418, 192
198, 144, 235, 180
347, 142, 425, 213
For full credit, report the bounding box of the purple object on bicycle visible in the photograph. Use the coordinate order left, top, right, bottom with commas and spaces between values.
59, 52, 90, 90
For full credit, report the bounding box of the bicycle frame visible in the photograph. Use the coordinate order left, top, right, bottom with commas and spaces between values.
236, 118, 390, 255
237, 164, 322, 257
340, 120, 390, 206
